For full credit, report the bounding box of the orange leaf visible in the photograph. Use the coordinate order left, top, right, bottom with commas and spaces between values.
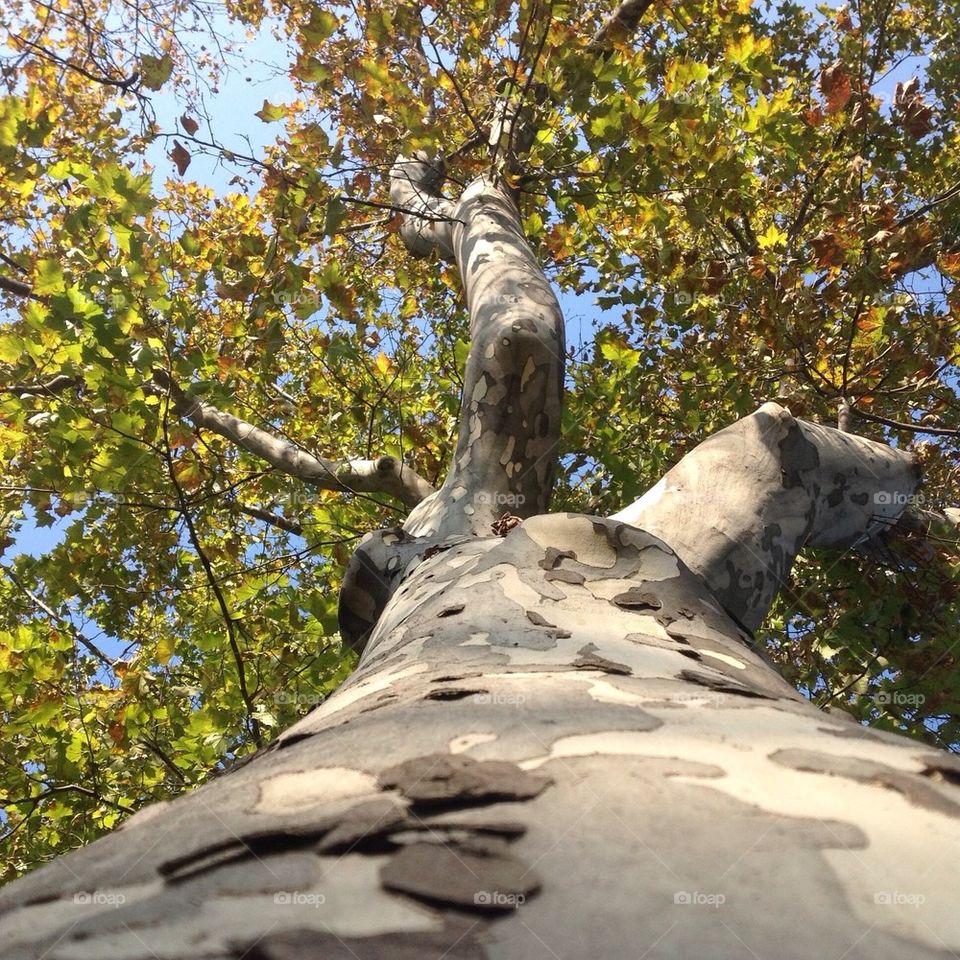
819, 61, 852, 114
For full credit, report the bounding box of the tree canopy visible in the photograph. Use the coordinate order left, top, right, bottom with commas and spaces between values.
1, 0, 958, 880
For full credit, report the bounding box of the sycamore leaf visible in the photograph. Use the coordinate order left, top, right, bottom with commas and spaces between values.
169, 141, 191, 176
179, 114, 199, 135
140, 54, 174, 90
757, 223, 788, 250
894, 78, 934, 139
255, 100, 286, 123
819, 60, 852, 114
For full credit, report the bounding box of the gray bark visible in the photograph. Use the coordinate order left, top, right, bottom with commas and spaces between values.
612, 403, 919, 630
2, 152, 958, 960
3, 512, 959, 960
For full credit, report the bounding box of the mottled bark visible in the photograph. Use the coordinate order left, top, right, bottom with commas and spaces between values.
3, 513, 959, 960
339, 159, 566, 648
390, 158, 565, 541
611, 402, 920, 630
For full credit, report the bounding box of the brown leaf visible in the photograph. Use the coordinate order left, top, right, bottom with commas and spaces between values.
169, 140, 191, 175
894, 78, 934, 139
835, 6, 853, 30
810, 231, 847, 268
940, 252, 960, 278
179, 113, 199, 135
819, 60, 852, 114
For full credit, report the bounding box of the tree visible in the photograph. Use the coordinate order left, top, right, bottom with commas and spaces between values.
1, 0, 959, 953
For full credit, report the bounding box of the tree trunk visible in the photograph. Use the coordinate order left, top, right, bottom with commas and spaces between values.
2, 160, 958, 960
2, 512, 959, 959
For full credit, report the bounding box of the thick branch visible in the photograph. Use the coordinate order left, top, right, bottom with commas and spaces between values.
2, 375, 81, 397
611, 402, 920, 630
391, 169, 565, 540
387, 155, 457, 259
586, 0, 657, 53
152, 370, 435, 508
0, 275, 34, 299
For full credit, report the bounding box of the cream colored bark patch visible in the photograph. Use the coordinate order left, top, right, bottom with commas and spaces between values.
697, 649, 746, 670
317, 663, 428, 720
610, 477, 667, 525
449, 732, 498, 753
256, 767, 379, 815
522, 514, 617, 568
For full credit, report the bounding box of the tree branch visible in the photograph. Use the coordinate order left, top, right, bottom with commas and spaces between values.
0, 564, 114, 668
160, 404, 263, 749
152, 370, 435, 508
586, 0, 657, 54
230, 502, 303, 537
2, 374, 81, 397
851, 405, 960, 438
0, 275, 34, 299
612, 402, 920, 630
390, 165, 565, 540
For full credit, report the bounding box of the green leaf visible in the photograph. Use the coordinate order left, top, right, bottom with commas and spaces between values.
140, 54, 174, 91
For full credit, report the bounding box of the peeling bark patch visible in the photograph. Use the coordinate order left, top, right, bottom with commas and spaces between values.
276, 731, 315, 751
770, 749, 960, 818
160, 824, 331, 882
544, 568, 585, 585
572, 653, 632, 676
380, 840, 540, 912
416, 816, 527, 838
238, 924, 487, 960
539, 547, 575, 570
612, 588, 662, 611
379, 754, 551, 806
437, 604, 466, 618
677, 669, 771, 699
522, 609, 572, 639
525, 610, 556, 627
423, 688, 487, 702
316, 798, 411, 854
918, 754, 960, 787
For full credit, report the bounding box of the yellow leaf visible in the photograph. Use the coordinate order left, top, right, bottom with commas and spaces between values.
757, 223, 788, 250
